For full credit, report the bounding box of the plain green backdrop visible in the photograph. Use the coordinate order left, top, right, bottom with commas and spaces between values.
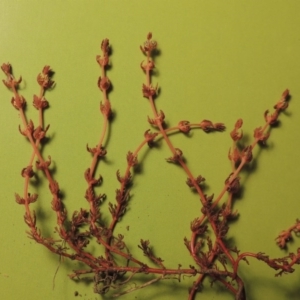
1, 1, 300, 299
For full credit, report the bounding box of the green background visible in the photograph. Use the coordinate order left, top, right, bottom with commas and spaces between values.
1, 1, 300, 299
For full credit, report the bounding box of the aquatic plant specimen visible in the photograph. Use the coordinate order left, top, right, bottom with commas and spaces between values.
2, 33, 296, 300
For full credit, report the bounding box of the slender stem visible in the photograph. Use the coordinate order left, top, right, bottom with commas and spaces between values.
89, 116, 108, 178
